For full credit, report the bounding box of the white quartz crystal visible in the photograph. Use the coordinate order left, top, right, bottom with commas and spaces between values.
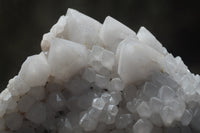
133, 119, 153, 133
101, 49, 115, 71
109, 78, 124, 91
92, 98, 106, 110
181, 109, 193, 126
19, 52, 50, 87
1, 8, 199, 133
64, 9, 103, 49
149, 97, 163, 113
82, 67, 96, 83
79, 113, 98, 131
46, 92, 66, 111
27, 86, 45, 101
48, 38, 88, 82
100, 16, 137, 52
117, 38, 163, 84
107, 105, 118, 116
136, 101, 152, 118
25, 102, 46, 124
137, 26, 167, 55
7, 76, 30, 96
95, 74, 109, 88
18, 94, 36, 112
158, 85, 176, 103
115, 113, 132, 129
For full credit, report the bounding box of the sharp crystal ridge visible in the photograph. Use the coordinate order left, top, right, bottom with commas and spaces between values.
0, 8, 199, 133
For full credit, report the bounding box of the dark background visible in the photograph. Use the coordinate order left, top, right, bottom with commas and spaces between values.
0, 0, 199, 91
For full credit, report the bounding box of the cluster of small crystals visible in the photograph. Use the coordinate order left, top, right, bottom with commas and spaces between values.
1, 8, 200, 133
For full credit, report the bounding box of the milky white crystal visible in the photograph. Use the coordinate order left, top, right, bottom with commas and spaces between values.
0, 8, 199, 133
100, 16, 137, 52
48, 38, 88, 82
19, 52, 50, 87
117, 38, 163, 84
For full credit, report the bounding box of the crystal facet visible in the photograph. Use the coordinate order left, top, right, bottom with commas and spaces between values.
0, 8, 199, 133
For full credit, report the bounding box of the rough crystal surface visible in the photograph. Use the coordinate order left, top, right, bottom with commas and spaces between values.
0, 8, 199, 133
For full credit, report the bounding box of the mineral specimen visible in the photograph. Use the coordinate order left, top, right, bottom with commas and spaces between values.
0, 8, 199, 133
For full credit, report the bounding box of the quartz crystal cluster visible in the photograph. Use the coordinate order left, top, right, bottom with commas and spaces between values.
0, 9, 200, 133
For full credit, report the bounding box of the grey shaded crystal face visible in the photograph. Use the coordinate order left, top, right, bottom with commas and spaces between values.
0, 8, 199, 133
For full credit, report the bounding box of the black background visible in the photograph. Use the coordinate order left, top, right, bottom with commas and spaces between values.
0, 0, 199, 91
